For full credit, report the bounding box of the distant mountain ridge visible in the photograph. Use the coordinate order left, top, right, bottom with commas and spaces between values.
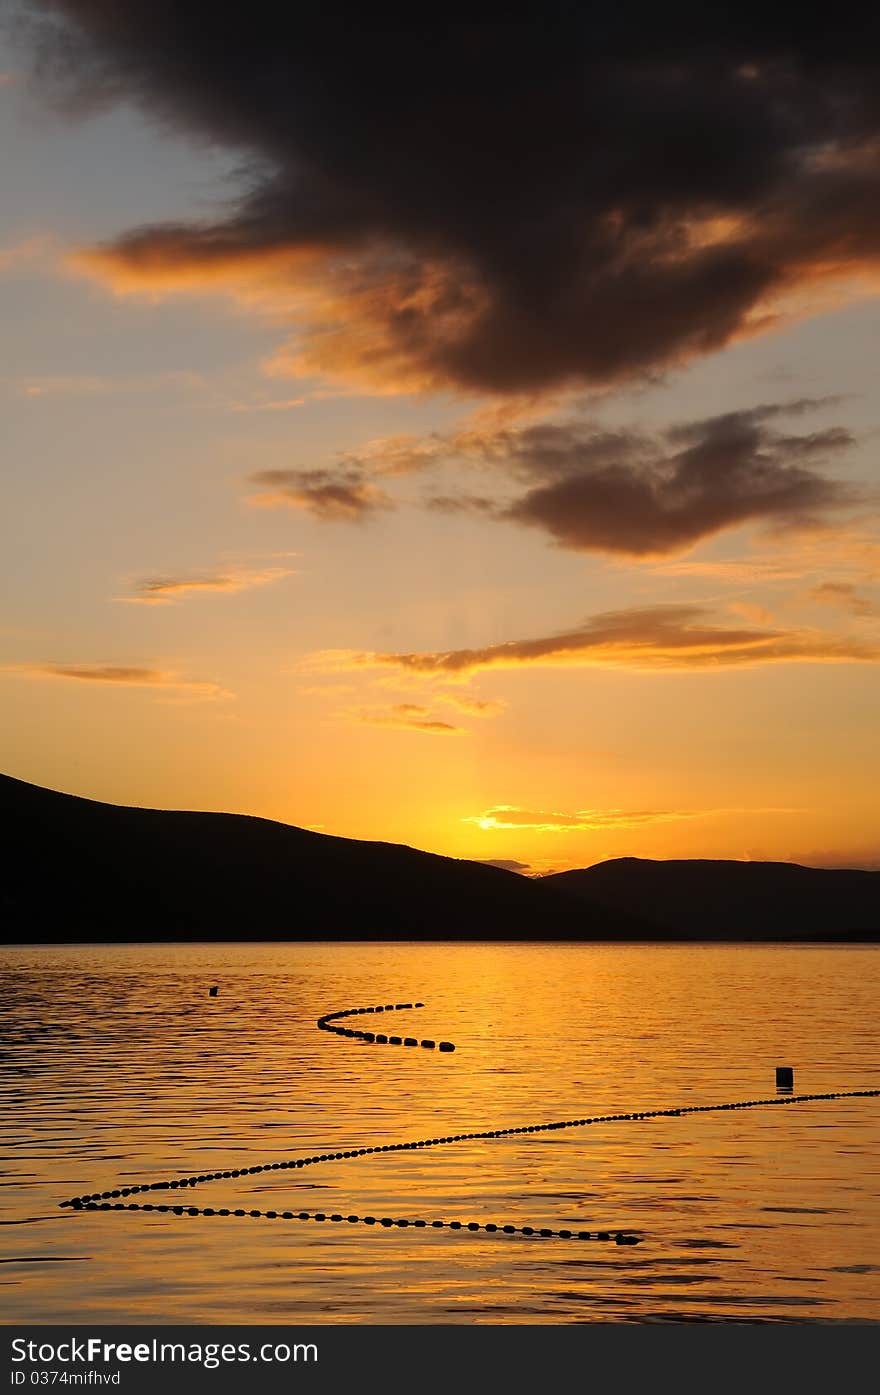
544, 857, 880, 939
1, 774, 877, 942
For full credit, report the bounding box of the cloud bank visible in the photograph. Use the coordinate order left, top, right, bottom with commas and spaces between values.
242, 399, 860, 554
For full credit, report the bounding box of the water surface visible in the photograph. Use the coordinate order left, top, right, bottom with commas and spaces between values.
1, 941, 878, 1323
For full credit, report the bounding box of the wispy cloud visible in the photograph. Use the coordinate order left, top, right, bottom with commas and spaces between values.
342, 703, 464, 735
464, 804, 802, 833
0, 235, 54, 273
227, 396, 306, 412
728, 600, 776, 625
16, 374, 113, 398
306, 604, 880, 681
3, 663, 232, 701
118, 564, 295, 604
463, 806, 708, 833
808, 582, 878, 618
335, 434, 448, 478
437, 693, 506, 718
247, 469, 394, 521
641, 522, 880, 586
10, 367, 214, 402
641, 556, 812, 582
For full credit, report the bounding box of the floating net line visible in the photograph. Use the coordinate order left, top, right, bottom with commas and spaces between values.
60, 999, 880, 1246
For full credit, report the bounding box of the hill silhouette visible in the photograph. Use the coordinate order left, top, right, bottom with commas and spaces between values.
0, 772, 635, 942
545, 857, 880, 940
2, 775, 877, 942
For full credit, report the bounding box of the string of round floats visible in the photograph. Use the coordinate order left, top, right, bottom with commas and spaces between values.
59, 999, 880, 1246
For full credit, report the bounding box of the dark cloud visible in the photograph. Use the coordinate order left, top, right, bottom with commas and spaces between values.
409, 399, 856, 555
248, 468, 394, 520
502, 404, 856, 555
19, 4, 880, 394
310, 602, 880, 676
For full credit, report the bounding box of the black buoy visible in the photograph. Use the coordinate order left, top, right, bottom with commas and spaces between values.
208, 986, 218, 998
776, 1065, 794, 1089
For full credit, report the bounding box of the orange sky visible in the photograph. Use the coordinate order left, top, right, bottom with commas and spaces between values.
1, 11, 879, 873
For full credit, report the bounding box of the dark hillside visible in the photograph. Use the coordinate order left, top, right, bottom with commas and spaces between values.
0, 773, 636, 942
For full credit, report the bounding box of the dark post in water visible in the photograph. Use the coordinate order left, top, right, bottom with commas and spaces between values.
776, 1065, 794, 1089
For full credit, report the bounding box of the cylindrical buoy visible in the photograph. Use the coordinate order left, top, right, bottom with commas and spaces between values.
776, 1065, 794, 1089
208, 986, 218, 997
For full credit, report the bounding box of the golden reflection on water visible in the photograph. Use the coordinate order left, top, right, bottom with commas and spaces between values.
1, 941, 879, 1323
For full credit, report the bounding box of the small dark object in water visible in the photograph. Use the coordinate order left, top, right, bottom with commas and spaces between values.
438, 1041, 455, 1052
208, 986, 218, 997
776, 1065, 794, 1089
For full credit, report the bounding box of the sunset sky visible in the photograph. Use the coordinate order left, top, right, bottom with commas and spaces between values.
1, 4, 879, 873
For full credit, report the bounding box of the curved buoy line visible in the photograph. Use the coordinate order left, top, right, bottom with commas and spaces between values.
318, 1000, 455, 1052
59, 1000, 880, 1246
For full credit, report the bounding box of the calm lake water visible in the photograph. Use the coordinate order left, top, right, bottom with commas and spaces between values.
1, 941, 879, 1324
